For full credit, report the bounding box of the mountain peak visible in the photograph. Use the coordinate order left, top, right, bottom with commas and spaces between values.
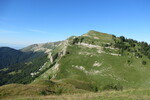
82, 30, 111, 38
88, 30, 103, 34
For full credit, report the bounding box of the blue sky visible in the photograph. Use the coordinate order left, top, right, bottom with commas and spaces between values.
0, 0, 150, 49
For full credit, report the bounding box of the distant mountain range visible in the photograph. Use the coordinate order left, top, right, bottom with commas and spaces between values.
1, 30, 150, 98
0, 47, 37, 68
0, 43, 25, 49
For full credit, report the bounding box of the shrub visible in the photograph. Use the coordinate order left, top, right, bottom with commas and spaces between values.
104, 44, 109, 47
120, 36, 126, 42
79, 37, 84, 43
48, 76, 52, 80
103, 83, 123, 91
72, 37, 84, 44
142, 61, 147, 65
127, 59, 132, 65
135, 53, 142, 58
93, 86, 98, 92
112, 35, 116, 38
40, 89, 54, 95
72, 37, 79, 44
39, 90, 47, 95
66, 51, 70, 54
127, 59, 131, 63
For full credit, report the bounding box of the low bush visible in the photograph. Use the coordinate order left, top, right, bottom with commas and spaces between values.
142, 61, 147, 65
93, 86, 98, 92
103, 83, 123, 91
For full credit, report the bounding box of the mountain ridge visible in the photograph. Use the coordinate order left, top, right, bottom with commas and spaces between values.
1, 30, 150, 99
0, 47, 37, 68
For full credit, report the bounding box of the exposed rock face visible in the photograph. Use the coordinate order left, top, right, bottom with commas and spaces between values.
77, 42, 102, 49
93, 61, 102, 67
62, 40, 69, 56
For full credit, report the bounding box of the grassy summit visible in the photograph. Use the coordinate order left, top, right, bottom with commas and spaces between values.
35, 30, 150, 90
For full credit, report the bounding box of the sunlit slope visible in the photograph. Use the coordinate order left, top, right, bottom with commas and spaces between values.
35, 30, 150, 91
1, 30, 150, 99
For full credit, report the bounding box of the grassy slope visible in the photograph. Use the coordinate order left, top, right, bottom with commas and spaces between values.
31, 30, 150, 92
1, 30, 150, 99
0, 80, 87, 99
52, 31, 150, 91
2, 88, 150, 100
32, 40, 68, 81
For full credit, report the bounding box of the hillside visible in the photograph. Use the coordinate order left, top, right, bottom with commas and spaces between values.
1, 30, 150, 99
1, 88, 150, 100
34, 30, 150, 91
0, 41, 66, 85
0, 47, 36, 68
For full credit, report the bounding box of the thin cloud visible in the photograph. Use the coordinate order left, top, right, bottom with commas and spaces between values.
0, 29, 19, 34
29, 29, 49, 34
